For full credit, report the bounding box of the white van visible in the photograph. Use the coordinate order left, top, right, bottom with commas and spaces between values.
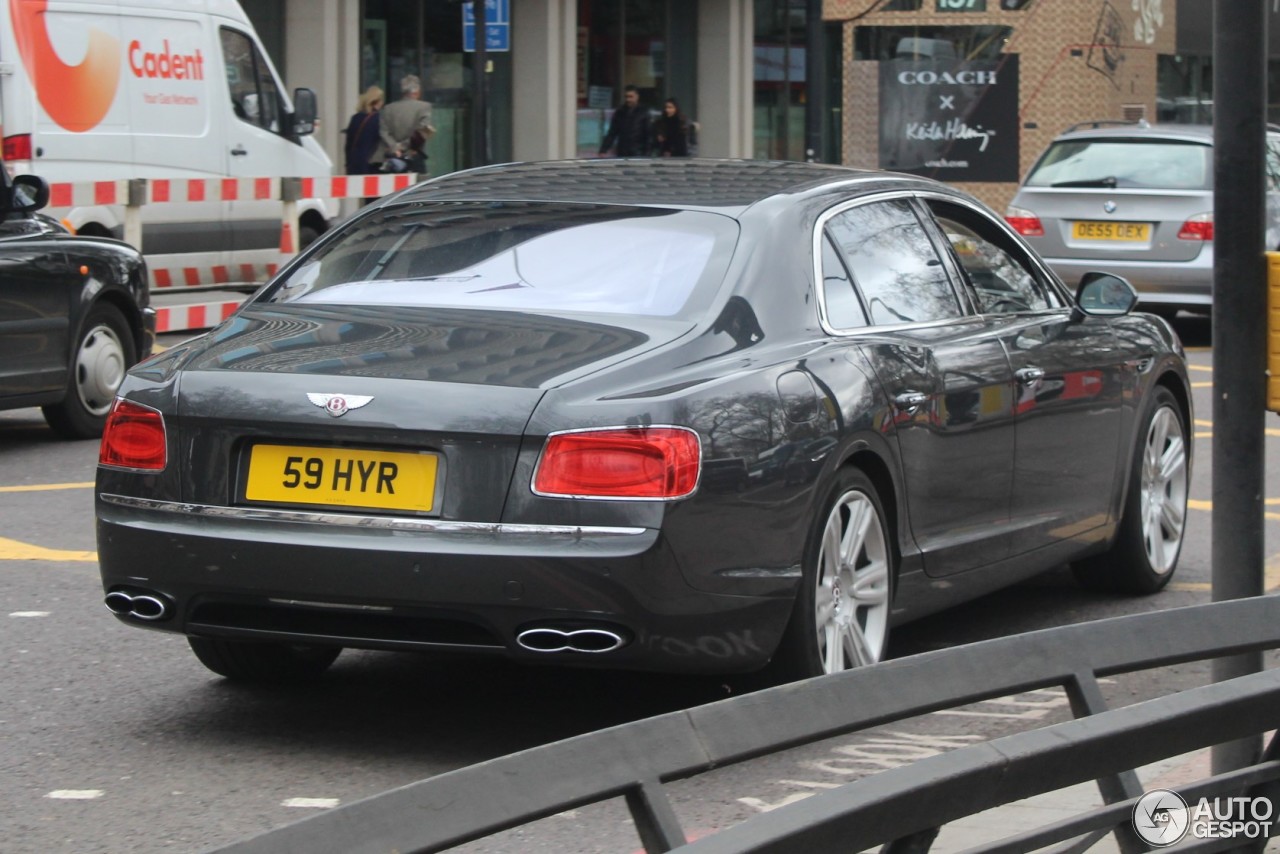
0, 0, 334, 273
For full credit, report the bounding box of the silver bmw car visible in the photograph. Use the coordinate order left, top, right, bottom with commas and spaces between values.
1006, 121, 1280, 317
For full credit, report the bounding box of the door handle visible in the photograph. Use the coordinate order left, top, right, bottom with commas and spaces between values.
1015, 367, 1046, 384
230, 145, 248, 156
894, 391, 929, 413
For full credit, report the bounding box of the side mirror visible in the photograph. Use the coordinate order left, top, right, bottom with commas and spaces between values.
9, 174, 50, 213
1074, 272, 1138, 317
292, 87, 318, 137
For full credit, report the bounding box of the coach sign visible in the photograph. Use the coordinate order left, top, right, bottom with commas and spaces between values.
879, 55, 1020, 183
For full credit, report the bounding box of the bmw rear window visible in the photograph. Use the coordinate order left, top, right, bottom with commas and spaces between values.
264, 202, 739, 319
1024, 139, 1212, 190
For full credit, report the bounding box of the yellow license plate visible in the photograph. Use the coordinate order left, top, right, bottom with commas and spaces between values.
244, 444, 438, 513
1071, 221, 1150, 241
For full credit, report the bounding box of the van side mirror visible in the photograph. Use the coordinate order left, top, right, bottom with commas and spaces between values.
292, 88, 318, 137
8, 174, 50, 213
1074, 272, 1138, 318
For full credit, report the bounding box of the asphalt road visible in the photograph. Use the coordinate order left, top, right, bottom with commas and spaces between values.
1, 316, 1276, 853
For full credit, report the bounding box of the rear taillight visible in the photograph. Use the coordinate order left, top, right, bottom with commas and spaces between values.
99, 399, 167, 471
532, 427, 701, 500
1177, 212, 1214, 241
1004, 205, 1044, 237
2, 133, 32, 162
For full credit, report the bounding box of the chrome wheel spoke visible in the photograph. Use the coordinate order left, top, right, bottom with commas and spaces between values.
812, 486, 891, 674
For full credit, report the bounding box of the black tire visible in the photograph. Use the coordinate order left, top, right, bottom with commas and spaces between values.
768, 468, 893, 682
43, 302, 136, 439
188, 637, 341, 682
1072, 385, 1188, 594
299, 223, 321, 250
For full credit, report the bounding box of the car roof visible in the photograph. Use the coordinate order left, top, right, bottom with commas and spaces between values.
395, 158, 902, 215
1050, 123, 1214, 144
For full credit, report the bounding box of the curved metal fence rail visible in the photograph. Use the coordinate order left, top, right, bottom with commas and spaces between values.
212, 596, 1280, 854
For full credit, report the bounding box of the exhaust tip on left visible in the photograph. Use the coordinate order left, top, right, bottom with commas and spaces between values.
104, 589, 172, 622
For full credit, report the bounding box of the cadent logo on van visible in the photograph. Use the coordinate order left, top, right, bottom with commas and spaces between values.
10, 0, 121, 132
128, 39, 204, 80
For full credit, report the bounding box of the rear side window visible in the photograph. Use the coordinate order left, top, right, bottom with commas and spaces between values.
265, 202, 739, 319
825, 199, 962, 326
1025, 139, 1211, 190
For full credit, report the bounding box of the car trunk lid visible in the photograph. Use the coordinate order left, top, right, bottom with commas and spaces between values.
172, 304, 690, 521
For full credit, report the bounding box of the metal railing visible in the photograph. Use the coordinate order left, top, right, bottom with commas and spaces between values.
211, 596, 1280, 854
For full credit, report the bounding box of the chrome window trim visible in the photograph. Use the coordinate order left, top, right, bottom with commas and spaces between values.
912, 190, 1074, 311
812, 189, 1076, 339
98, 494, 648, 538
813, 190, 973, 338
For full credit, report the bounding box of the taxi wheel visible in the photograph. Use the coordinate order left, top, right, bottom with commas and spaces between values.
188, 637, 341, 682
768, 467, 893, 682
43, 303, 135, 439
1073, 386, 1188, 594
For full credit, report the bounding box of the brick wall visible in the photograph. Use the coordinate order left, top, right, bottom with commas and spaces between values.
827, 0, 1177, 211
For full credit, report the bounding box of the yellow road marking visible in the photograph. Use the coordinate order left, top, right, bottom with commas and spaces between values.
1187, 365, 1213, 373
1188, 498, 1280, 522
0, 537, 96, 562
1191, 382, 1212, 388
0, 482, 94, 493
1192, 420, 1280, 439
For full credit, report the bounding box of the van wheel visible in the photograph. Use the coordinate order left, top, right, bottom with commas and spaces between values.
768, 468, 893, 682
43, 303, 135, 439
188, 637, 340, 682
1072, 386, 1188, 593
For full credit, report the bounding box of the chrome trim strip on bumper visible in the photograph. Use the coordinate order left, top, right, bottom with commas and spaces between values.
99, 494, 648, 539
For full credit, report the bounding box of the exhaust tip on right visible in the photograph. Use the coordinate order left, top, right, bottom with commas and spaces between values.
516, 626, 629, 654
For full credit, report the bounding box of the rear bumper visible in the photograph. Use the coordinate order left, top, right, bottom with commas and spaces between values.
1044, 250, 1213, 311
96, 494, 792, 674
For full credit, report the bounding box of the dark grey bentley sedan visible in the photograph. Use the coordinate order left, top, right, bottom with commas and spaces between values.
96, 159, 1191, 683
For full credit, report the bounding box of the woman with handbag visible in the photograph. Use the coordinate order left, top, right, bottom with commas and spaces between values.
343, 86, 385, 175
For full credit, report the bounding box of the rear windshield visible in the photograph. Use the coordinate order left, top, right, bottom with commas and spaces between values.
1024, 139, 1212, 190
262, 201, 739, 319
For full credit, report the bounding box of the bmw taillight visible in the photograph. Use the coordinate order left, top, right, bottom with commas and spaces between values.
532, 427, 701, 500
2, 133, 32, 162
1177, 213, 1214, 241
1004, 205, 1044, 237
99, 399, 167, 471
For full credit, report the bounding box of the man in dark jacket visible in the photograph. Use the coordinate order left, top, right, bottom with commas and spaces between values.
599, 85, 651, 157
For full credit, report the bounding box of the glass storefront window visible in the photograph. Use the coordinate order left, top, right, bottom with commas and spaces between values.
362, 0, 512, 176
754, 0, 807, 161
577, 0, 683, 158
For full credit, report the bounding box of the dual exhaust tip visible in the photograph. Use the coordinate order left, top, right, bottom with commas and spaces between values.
516, 624, 629, 654
104, 593, 626, 652
104, 589, 171, 622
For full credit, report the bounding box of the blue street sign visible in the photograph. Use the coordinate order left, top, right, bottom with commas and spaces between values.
463, 0, 510, 52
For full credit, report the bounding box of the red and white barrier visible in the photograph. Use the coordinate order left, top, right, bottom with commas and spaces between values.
150, 262, 279, 290
300, 173, 417, 199
44, 172, 423, 332
154, 298, 245, 334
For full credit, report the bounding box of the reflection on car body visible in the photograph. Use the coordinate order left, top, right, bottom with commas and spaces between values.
95, 158, 1192, 685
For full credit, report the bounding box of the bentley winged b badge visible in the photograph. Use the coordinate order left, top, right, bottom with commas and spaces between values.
307, 393, 374, 417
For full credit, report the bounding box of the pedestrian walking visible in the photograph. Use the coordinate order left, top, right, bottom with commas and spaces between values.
343, 85, 385, 175
653, 98, 691, 157
380, 74, 434, 174
599, 85, 651, 158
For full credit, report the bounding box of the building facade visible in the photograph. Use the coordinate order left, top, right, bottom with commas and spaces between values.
240, 1, 1274, 213
827, 0, 1176, 211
